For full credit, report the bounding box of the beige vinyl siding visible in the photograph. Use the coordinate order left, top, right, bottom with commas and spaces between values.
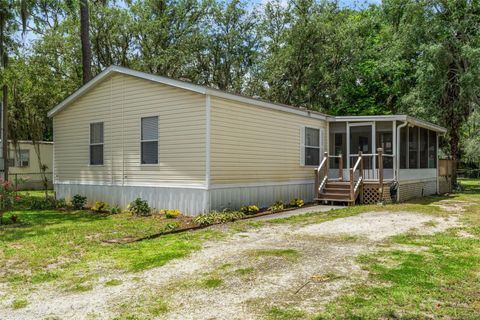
54, 73, 206, 186
210, 97, 327, 185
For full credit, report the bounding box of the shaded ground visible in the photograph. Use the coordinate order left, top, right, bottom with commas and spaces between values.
0, 208, 461, 320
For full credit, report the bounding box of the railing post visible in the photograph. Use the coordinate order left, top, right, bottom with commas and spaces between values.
338, 153, 343, 181
349, 168, 354, 203
359, 151, 363, 204
377, 148, 384, 202
314, 168, 319, 198
324, 152, 329, 178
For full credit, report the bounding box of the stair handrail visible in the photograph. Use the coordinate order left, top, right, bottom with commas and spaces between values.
349, 151, 364, 202
314, 152, 329, 195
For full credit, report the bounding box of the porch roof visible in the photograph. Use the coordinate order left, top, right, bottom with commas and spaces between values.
328, 115, 447, 134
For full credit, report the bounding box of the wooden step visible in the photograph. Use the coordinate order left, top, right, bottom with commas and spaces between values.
324, 187, 350, 195
317, 193, 351, 200
325, 182, 350, 190
315, 197, 353, 203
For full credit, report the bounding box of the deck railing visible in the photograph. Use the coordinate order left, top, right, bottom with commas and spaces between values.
314, 152, 329, 196
349, 152, 364, 203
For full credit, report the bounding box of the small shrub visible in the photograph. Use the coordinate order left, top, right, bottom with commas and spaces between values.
110, 205, 121, 214
240, 205, 260, 215
10, 214, 18, 223
128, 198, 151, 216
28, 197, 57, 210
194, 210, 245, 226
269, 201, 285, 212
160, 209, 182, 219
163, 222, 179, 231
91, 201, 110, 213
72, 194, 87, 210
289, 198, 304, 208
55, 198, 68, 210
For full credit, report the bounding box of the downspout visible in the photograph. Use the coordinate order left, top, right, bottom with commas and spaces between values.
396, 121, 408, 202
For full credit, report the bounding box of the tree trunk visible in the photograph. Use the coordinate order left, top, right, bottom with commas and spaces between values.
450, 128, 459, 186
80, 0, 92, 84
2, 84, 7, 182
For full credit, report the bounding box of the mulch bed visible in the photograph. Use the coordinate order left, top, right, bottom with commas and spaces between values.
102, 203, 318, 245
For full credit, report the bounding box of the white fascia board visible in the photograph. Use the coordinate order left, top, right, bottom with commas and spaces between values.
406, 116, 447, 134
330, 115, 446, 133
329, 115, 407, 122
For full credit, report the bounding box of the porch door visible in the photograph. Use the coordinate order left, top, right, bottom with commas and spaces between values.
348, 123, 375, 171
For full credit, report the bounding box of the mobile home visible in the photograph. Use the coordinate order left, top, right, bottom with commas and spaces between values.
48, 66, 448, 214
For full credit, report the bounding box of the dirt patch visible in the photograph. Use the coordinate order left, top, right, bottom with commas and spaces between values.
432, 199, 469, 213
0, 210, 461, 320
296, 211, 460, 241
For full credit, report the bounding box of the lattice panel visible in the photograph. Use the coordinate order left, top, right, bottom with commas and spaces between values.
362, 184, 391, 204
363, 185, 381, 204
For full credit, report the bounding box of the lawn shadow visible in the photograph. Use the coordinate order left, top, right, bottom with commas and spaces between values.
0, 210, 109, 242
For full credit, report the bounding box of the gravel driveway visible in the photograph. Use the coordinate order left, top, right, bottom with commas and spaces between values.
0, 210, 459, 320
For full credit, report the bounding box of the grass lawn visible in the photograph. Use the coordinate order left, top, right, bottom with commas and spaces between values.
0, 202, 223, 294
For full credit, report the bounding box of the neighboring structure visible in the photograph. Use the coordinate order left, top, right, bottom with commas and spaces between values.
48, 66, 448, 214
8, 141, 54, 190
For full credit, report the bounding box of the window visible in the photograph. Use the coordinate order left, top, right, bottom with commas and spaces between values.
90, 122, 104, 165
304, 127, 320, 166
16, 150, 30, 167
141, 116, 158, 164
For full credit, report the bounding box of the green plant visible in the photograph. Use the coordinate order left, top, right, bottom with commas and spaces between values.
128, 198, 151, 216
72, 194, 87, 210
0, 180, 21, 224
240, 205, 260, 215
289, 198, 304, 208
91, 201, 110, 213
194, 210, 245, 226
110, 205, 121, 214
160, 209, 182, 219
55, 198, 68, 209
28, 197, 57, 210
10, 214, 18, 223
269, 201, 285, 212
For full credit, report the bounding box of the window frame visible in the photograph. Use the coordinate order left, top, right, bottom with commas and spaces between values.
89, 122, 104, 166
16, 149, 30, 167
302, 126, 323, 167
140, 116, 159, 165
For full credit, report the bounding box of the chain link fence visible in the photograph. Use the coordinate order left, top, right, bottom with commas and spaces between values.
8, 172, 53, 191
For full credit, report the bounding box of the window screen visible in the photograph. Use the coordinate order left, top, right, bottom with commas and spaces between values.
90, 122, 104, 165
305, 127, 320, 166
419, 128, 429, 168
141, 116, 158, 164
408, 127, 418, 169
428, 131, 437, 168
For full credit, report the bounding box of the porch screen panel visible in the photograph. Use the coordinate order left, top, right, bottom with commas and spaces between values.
419, 128, 428, 168
400, 127, 407, 169
428, 131, 437, 168
408, 127, 418, 168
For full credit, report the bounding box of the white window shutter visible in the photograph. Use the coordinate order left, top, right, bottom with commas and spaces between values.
300, 126, 305, 165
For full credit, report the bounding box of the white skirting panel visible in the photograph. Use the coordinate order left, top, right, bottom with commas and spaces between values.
209, 182, 315, 211
55, 184, 208, 215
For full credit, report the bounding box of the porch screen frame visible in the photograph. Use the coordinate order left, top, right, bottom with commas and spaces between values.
346, 121, 376, 170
